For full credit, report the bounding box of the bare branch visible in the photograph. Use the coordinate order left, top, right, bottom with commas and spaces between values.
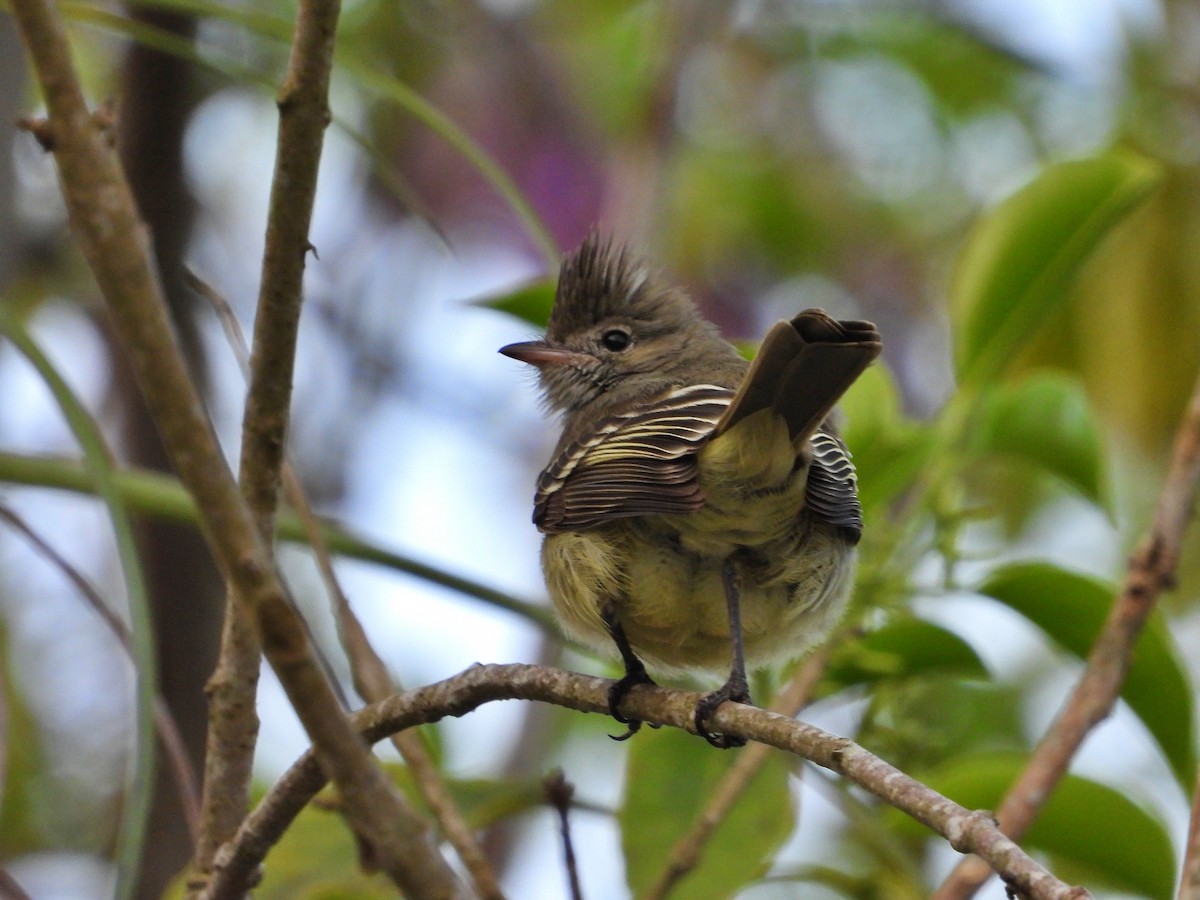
194, 0, 346, 871
209, 664, 1091, 900
8, 1, 464, 895
191, 266, 505, 898
935, 367, 1200, 899
1181, 775, 1200, 900
544, 769, 583, 900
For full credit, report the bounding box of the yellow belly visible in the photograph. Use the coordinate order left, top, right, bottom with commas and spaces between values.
541, 515, 854, 675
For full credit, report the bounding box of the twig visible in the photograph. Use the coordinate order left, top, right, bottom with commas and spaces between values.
544, 769, 583, 900
644, 648, 831, 900
8, 1, 464, 896
0, 866, 34, 900
209, 663, 1090, 900
1181, 772, 1200, 900
0, 503, 201, 839
544, 769, 583, 899
192, 0, 345, 873
190, 267, 506, 898
934, 367, 1200, 899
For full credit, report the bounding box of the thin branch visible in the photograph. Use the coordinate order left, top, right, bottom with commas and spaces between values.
0, 502, 201, 839
208, 663, 1091, 900
1181, 769, 1200, 900
934, 366, 1200, 900
0, 867, 33, 900
644, 647, 831, 900
8, 2, 463, 896
543, 769, 583, 900
194, 0, 345, 872
191, 267, 506, 899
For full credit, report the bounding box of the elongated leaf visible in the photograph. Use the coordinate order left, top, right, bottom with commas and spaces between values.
0, 309, 156, 899
821, 619, 988, 695
952, 152, 1161, 384
892, 753, 1174, 898
474, 278, 556, 329
978, 562, 1196, 789
621, 726, 793, 899
969, 371, 1107, 511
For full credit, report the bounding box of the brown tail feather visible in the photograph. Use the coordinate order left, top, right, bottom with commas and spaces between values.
715, 309, 882, 447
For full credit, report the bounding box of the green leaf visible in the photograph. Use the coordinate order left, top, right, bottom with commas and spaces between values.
977, 562, 1196, 790
621, 726, 794, 899
952, 152, 1161, 384
473, 278, 556, 329
969, 371, 1108, 511
892, 753, 1175, 899
822, 619, 988, 694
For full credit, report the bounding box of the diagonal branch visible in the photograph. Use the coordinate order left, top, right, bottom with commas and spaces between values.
207, 663, 1091, 900
934, 366, 1200, 899
1181, 774, 1200, 900
8, 1, 463, 896
193, 268, 505, 898
195, 0, 350, 875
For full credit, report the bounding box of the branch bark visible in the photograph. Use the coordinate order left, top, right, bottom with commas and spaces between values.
934, 367, 1200, 899
1181, 772, 1200, 900
195, 0, 341, 875
8, 1, 463, 896
194, 269, 504, 898
208, 663, 1091, 900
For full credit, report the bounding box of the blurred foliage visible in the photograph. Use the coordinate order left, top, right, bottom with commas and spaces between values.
3, 0, 1200, 898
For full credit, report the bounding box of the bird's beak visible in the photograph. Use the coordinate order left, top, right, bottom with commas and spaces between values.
499, 340, 585, 368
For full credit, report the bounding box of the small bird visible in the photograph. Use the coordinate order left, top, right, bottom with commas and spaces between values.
501, 234, 881, 747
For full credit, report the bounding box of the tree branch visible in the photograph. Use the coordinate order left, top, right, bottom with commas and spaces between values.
192, 268, 504, 898
196, 0, 343, 875
934, 366, 1200, 899
8, 1, 463, 895
208, 664, 1091, 900
1181, 772, 1200, 900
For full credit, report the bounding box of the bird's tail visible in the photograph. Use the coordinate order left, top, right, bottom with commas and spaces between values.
714, 309, 882, 449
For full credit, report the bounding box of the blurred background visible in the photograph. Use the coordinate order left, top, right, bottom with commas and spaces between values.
1, 1, 1199, 897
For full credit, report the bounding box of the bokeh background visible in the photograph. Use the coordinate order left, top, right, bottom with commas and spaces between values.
1, 1, 1199, 897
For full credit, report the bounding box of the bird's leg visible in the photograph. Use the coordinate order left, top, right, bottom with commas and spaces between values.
602, 602, 657, 741
695, 558, 752, 749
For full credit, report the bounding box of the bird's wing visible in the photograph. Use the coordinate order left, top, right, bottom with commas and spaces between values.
804, 429, 864, 543
534, 384, 732, 533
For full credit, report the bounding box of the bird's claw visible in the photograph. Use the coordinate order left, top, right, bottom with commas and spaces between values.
694, 680, 751, 749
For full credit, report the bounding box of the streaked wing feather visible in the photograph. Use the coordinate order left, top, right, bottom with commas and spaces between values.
805, 430, 863, 542
534, 385, 732, 532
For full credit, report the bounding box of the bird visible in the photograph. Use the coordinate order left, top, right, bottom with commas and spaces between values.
501, 233, 881, 747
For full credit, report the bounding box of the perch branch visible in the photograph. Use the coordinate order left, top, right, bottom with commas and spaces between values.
208, 663, 1090, 900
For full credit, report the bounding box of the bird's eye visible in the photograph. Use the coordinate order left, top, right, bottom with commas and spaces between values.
601, 329, 632, 352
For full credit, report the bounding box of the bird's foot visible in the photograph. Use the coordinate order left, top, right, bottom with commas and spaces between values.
694, 676, 751, 749
607, 669, 658, 741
